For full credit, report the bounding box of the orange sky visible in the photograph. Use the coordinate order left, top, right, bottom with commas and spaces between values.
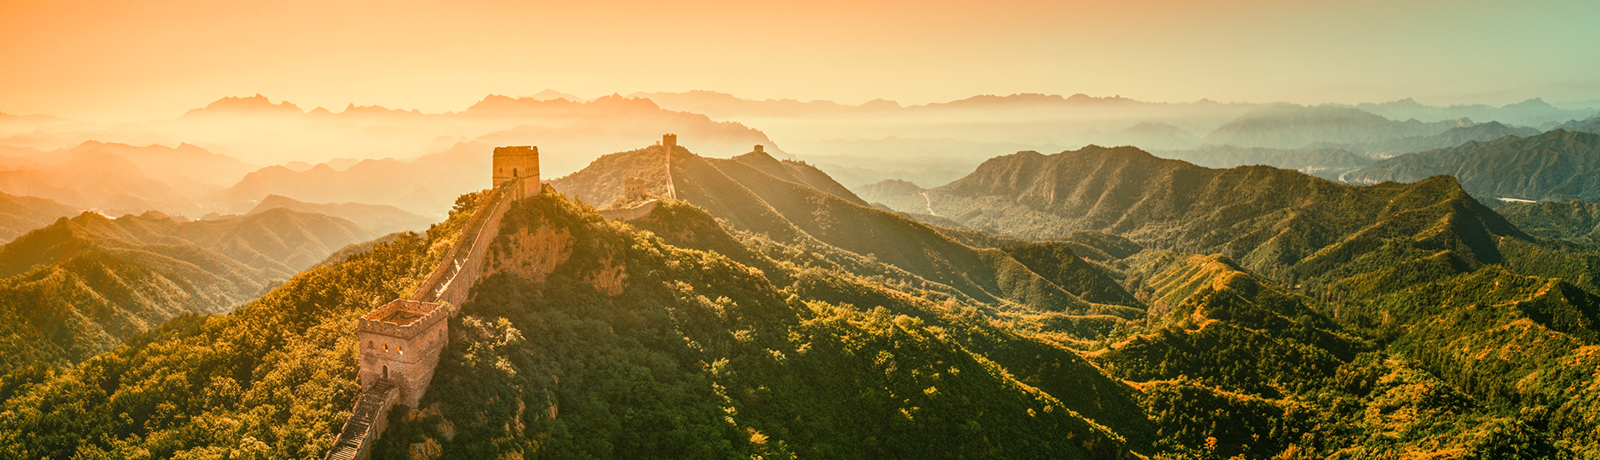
3, 0, 1598, 121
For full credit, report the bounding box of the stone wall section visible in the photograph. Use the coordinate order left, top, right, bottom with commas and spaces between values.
327, 176, 528, 460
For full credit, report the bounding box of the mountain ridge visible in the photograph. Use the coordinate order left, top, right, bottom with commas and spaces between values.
1344, 129, 1600, 201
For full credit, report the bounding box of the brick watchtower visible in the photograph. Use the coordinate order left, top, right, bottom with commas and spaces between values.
624, 177, 647, 199
493, 146, 540, 199
356, 299, 451, 407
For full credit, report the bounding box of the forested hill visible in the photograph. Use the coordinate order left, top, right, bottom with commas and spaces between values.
7, 147, 1600, 457
1344, 129, 1600, 202
372, 193, 1138, 458
1495, 199, 1600, 245
380, 190, 1599, 458
0, 208, 375, 374
0, 192, 77, 244
865, 145, 1524, 281
837, 142, 1600, 457
552, 143, 1137, 316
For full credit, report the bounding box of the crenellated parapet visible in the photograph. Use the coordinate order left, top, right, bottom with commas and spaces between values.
357, 299, 452, 338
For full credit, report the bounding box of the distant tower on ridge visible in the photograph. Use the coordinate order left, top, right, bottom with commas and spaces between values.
754, 144, 765, 154
493, 146, 540, 199
662, 134, 677, 200
624, 177, 647, 199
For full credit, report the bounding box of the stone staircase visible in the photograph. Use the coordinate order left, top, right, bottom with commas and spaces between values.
326, 379, 398, 460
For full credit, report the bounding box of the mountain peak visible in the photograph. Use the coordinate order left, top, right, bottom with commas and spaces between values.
527, 89, 584, 102
183, 94, 304, 117
1507, 97, 1554, 109
861, 98, 901, 109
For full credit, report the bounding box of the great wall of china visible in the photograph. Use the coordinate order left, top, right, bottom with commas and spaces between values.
325, 145, 540, 460
323, 137, 681, 460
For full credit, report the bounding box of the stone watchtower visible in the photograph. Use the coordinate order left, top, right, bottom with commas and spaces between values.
754, 144, 765, 154
356, 299, 451, 407
493, 146, 540, 199
327, 145, 539, 460
624, 177, 647, 199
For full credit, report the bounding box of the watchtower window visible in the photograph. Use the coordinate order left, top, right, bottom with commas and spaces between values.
367, 341, 373, 349
383, 343, 388, 352
383, 365, 389, 379
513, 168, 518, 177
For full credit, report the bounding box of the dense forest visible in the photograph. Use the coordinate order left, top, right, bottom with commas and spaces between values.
4, 143, 1600, 458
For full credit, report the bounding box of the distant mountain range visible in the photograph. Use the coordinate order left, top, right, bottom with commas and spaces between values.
7, 91, 1596, 200
219, 142, 491, 217
1202, 105, 1465, 149
1347, 120, 1541, 156
0, 208, 375, 373
627, 91, 1599, 128
1139, 120, 1543, 181
181, 93, 307, 117
3, 93, 783, 174
1343, 130, 1600, 202
0, 141, 256, 216
246, 194, 432, 234
858, 145, 1522, 279
0, 145, 204, 216
1354, 97, 1597, 126
779, 97, 1590, 187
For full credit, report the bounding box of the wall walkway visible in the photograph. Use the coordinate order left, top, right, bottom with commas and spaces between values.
325, 179, 523, 460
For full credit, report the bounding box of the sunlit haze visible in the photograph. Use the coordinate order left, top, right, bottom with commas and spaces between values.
4, 0, 1599, 121
9, 1, 1600, 458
